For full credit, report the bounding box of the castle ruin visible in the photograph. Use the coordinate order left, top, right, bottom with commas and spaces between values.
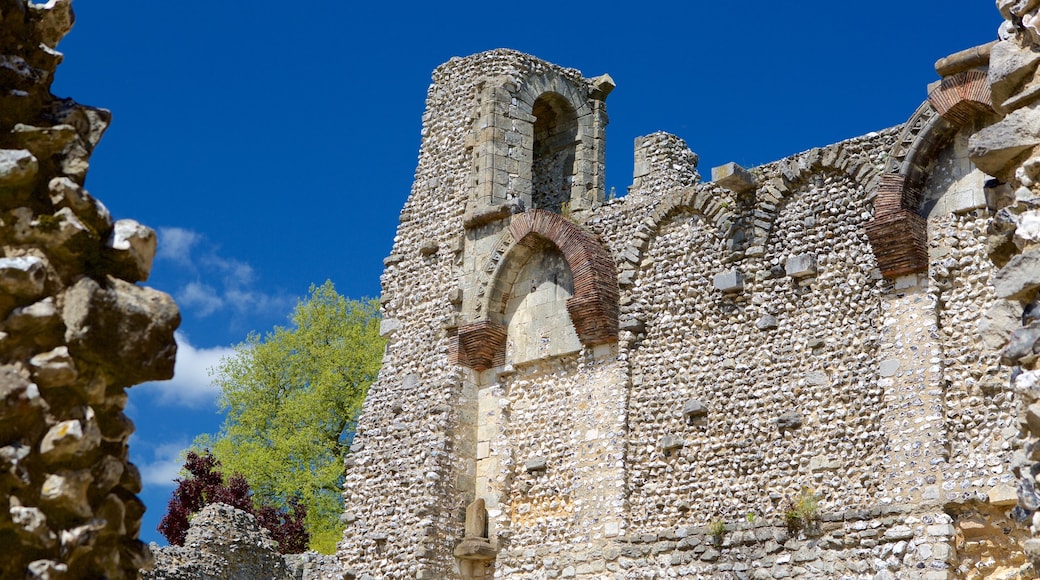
338, 5, 1040, 578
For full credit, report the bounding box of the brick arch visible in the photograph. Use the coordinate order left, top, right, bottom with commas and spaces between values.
866, 72, 994, 278
455, 209, 618, 371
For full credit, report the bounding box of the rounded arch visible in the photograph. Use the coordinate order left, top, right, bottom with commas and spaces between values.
530, 92, 578, 213
455, 210, 618, 371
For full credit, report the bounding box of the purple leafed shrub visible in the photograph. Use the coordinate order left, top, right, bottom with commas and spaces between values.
158, 450, 309, 553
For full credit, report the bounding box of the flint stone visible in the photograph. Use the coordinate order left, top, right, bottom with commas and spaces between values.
63, 276, 179, 386
979, 299, 1025, 350
683, 399, 708, 419
6, 297, 60, 332
992, 247, 1040, 299
1003, 320, 1040, 365
0, 149, 38, 188
969, 106, 1040, 177
1016, 210, 1040, 246
105, 219, 157, 282
0, 256, 47, 299
40, 415, 100, 464
756, 315, 778, 330
776, 412, 803, 430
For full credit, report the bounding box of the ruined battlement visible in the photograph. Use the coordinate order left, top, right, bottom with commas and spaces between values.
337, 42, 1039, 578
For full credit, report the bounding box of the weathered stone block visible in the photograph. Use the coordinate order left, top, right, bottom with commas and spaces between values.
992, 247, 1040, 299
525, 456, 547, 473
784, 254, 816, 278
713, 269, 744, 293
712, 162, 758, 193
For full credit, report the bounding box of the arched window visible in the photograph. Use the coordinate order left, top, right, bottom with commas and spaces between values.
531, 93, 578, 213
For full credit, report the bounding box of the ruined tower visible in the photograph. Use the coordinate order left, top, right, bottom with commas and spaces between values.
340, 39, 1036, 578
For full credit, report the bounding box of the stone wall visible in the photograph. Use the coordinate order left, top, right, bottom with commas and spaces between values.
0, 1, 180, 578
965, 0, 1040, 572
340, 19, 1034, 580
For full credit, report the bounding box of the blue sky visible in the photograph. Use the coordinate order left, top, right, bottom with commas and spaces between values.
51, 1, 1000, 546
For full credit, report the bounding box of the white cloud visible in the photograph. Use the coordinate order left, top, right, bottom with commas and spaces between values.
155, 226, 291, 319
137, 332, 236, 408
177, 282, 224, 317
139, 441, 190, 488
156, 227, 201, 265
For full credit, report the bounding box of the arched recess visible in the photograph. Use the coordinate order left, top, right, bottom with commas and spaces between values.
865, 70, 993, 278
531, 93, 578, 213
464, 71, 608, 227
454, 209, 619, 371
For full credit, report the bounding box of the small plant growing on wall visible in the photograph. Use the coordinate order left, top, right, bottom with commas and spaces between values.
782, 486, 820, 533
709, 519, 726, 543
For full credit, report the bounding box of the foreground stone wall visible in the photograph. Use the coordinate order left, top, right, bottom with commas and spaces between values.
965, 0, 1040, 572
341, 18, 1034, 580
0, 2, 179, 578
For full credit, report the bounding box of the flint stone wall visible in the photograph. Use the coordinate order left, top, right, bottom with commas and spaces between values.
0, 1, 179, 578
341, 36, 1029, 580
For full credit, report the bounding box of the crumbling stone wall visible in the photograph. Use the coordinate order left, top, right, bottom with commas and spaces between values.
342, 26, 1034, 579
0, 1, 179, 578
965, 0, 1040, 571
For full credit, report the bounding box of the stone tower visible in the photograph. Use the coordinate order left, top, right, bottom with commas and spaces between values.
340, 40, 1037, 578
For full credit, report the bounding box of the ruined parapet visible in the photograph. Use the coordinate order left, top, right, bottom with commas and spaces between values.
629, 131, 700, 197
0, 2, 179, 577
966, 1, 1040, 568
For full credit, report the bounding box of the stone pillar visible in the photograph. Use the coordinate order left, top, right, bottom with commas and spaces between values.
454, 498, 496, 579
0, 1, 180, 577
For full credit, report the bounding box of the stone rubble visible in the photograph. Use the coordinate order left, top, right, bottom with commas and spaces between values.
0, 1, 180, 578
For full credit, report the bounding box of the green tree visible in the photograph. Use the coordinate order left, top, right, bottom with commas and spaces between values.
195, 281, 384, 553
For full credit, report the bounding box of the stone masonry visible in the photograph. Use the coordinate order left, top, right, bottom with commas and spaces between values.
0, 1, 179, 578
340, 18, 1040, 578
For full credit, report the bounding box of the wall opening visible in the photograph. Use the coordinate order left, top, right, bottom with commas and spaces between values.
531, 93, 578, 213
490, 236, 581, 365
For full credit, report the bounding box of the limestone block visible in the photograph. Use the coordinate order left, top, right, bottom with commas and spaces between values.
62, 276, 180, 386
658, 435, 683, 452
682, 399, 708, 421
992, 247, 1040, 299
978, 299, 1025, 350
711, 162, 758, 193
713, 269, 744, 293
785, 254, 816, 278
104, 220, 157, 282
776, 413, 803, 430
969, 105, 1040, 177
525, 456, 547, 472
0, 256, 47, 299
990, 38, 1040, 111
989, 484, 1020, 506
0, 149, 38, 188
40, 470, 93, 518
29, 347, 75, 388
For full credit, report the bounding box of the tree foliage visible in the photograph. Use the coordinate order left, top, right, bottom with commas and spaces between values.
195, 281, 384, 554
158, 450, 308, 553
